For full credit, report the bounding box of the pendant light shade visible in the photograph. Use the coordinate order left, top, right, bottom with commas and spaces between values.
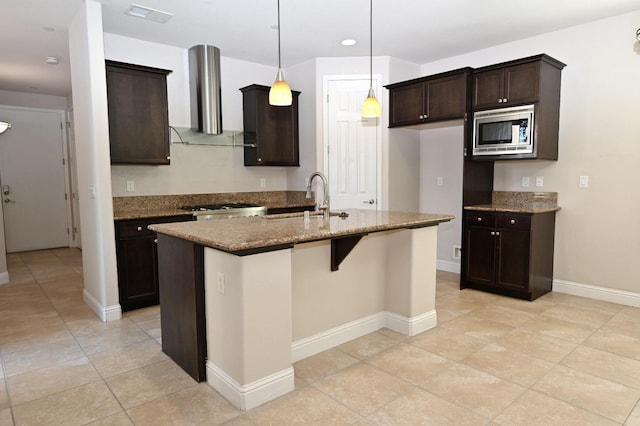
269, 0, 292, 106
0, 121, 11, 135
362, 0, 381, 118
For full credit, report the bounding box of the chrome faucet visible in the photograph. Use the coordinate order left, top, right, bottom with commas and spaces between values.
306, 171, 330, 220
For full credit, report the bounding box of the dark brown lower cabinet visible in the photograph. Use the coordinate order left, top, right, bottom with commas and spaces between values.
156, 234, 207, 382
461, 210, 556, 300
115, 215, 191, 312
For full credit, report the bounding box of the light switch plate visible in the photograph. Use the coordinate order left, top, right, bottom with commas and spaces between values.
579, 175, 589, 188
437, 176, 444, 186
535, 176, 544, 187
126, 180, 135, 192
521, 177, 530, 188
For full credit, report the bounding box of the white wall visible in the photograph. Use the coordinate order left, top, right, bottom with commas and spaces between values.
419, 123, 464, 271
68, 0, 119, 321
286, 59, 317, 190
418, 10, 640, 294
104, 34, 291, 196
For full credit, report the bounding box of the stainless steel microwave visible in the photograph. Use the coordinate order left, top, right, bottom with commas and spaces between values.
472, 104, 535, 156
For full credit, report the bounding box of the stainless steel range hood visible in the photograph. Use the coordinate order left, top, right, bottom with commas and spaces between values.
188, 45, 222, 135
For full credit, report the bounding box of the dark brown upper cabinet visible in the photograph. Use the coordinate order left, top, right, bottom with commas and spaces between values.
386, 68, 472, 127
241, 84, 300, 167
106, 61, 172, 165
472, 54, 565, 111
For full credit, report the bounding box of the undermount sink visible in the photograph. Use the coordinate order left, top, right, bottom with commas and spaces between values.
263, 211, 342, 221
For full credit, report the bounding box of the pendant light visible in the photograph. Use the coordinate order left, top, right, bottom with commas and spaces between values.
269, 0, 292, 106
0, 121, 11, 135
362, 0, 381, 118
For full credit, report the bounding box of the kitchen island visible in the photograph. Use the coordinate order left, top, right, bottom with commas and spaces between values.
149, 209, 454, 410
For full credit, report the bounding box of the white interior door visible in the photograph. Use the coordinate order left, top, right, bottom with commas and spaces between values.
0, 107, 70, 253
326, 78, 380, 210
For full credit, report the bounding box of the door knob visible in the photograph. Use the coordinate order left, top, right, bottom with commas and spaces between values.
363, 199, 375, 204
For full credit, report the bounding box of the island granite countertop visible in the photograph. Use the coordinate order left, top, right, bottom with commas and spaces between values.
148, 209, 454, 255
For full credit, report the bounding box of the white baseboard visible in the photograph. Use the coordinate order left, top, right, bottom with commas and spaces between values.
436, 259, 460, 274
291, 310, 437, 363
553, 278, 640, 308
83, 289, 122, 322
291, 313, 386, 363
0, 271, 9, 285
385, 310, 437, 336
206, 362, 294, 411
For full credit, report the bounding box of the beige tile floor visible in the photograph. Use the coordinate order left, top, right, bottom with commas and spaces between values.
1, 248, 640, 425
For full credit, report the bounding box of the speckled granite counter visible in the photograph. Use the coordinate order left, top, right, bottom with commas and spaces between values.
113, 191, 316, 220
465, 191, 560, 214
149, 209, 454, 254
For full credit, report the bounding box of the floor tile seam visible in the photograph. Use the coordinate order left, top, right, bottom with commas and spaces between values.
554, 299, 624, 316
306, 371, 403, 421
509, 315, 597, 347
532, 364, 640, 423
306, 358, 415, 419
538, 310, 614, 330
89, 353, 169, 382
115, 378, 200, 414
582, 338, 640, 364
558, 347, 640, 393
8, 376, 105, 410
2, 350, 91, 380
624, 398, 640, 425
482, 332, 573, 365
408, 383, 496, 423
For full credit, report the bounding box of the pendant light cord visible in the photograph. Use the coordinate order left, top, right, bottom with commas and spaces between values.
369, 0, 373, 89
277, 0, 282, 69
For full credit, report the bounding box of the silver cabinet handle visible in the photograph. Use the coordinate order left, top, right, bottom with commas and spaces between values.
137, 226, 143, 231
490, 231, 495, 235
498, 99, 503, 103
154, 238, 158, 244
510, 219, 516, 224
495, 231, 500, 236
363, 199, 375, 204
477, 217, 482, 222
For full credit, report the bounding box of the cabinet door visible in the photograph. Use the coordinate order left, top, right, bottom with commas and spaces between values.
464, 225, 496, 286
426, 75, 467, 121
243, 85, 300, 166
106, 62, 171, 165
495, 228, 530, 290
116, 235, 159, 311
473, 69, 504, 109
389, 83, 424, 126
504, 62, 540, 106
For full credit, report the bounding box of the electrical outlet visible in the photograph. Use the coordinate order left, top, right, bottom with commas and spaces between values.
436, 176, 444, 186
126, 180, 135, 192
453, 245, 461, 259
521, 176, 530, 188
217, 272, 225, 295
89, 184, 96, 199
260, 178, 266, 188
535, 176, 544, 187
579, 175, 589, 188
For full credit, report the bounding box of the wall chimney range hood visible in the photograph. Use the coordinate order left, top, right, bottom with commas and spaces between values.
189, 45, 223, 135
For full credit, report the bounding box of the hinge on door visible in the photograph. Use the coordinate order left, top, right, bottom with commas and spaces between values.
66, 121, 71, 128
62, 158, 66, 165
65, 193, 68, 200
67, 228, 70, 235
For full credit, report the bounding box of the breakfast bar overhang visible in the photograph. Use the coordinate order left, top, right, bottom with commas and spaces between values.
149, 209, 454, 410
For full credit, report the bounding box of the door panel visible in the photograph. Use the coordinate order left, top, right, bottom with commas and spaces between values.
0, 107, 69, 253
327, 79, 379, 210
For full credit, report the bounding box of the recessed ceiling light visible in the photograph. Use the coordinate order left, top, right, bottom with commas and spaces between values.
341, 39, 357, 46
45, 56, 60, 65
126, 4, 174, 23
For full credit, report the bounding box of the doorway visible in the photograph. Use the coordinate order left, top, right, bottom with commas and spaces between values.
0, 106, 72, 253
324, 76, 382, 210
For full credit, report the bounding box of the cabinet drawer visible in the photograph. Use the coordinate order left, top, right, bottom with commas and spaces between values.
465, 211, 495, 227
116, 215, 191, 238
496, 214, 531, 230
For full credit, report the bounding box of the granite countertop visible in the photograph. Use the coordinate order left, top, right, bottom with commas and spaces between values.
464, 191, 560, 214
113, 191, 316, 221
149, 209, 455, 255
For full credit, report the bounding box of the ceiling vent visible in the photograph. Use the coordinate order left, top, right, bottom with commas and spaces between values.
188, 45, 223, 135
125, 4, 174, 23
